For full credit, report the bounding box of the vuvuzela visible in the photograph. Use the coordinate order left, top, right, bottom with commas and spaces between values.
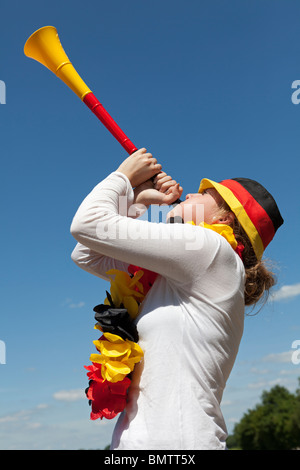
24, 26, 138, 154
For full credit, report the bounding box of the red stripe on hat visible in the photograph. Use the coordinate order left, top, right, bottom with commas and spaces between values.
220, 179, 276, 249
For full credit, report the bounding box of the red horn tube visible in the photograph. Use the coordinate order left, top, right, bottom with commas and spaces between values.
83, 92, 138, 155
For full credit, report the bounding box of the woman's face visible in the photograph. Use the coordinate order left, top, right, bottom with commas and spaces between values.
168, 188, 228, 225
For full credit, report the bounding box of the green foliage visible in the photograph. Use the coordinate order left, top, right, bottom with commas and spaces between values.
227, 379, 300, 450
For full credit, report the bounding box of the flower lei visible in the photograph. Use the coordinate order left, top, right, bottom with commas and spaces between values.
84, 222, 243, 421
84, 266, 157, 420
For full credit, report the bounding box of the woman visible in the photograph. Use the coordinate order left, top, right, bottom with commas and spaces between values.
70, 148, 283, 450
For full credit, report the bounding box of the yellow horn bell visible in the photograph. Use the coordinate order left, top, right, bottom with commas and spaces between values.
24, 26, 91, 100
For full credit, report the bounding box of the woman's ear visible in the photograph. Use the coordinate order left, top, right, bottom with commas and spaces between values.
215, 211, 235, 226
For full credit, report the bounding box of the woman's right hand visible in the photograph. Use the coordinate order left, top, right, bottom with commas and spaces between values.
133, 171, 183, 207
116, 148, 162, 188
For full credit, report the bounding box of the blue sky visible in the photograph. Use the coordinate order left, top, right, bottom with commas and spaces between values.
1, 0, 300, 450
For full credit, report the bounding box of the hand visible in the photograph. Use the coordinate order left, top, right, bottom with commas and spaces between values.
133, 171, 183, 207
117, 148, 162, 188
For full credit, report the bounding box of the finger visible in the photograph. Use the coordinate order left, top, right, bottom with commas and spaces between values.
159, 179, 178, 193
155, 171, 167, 180
133, 148, 146, 157
154, 175, 172, 189
152, 171, 165, 185
174, 184, 183, 197
163, 183, 182, 204
147, 156, 160, 167
143, 154, 155, 164
155, 174, 172, 183
144, 152, 153, 159
152, 163, 162, 173
166, 183, 182, 198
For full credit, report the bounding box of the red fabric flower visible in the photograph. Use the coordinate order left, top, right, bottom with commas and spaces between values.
128, 264, 158, 296
84, 363, 131, 420
85, 362, 103, 382
235, 242, 245, 260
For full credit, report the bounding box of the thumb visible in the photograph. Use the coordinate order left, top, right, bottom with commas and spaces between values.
163, 183, 183, 204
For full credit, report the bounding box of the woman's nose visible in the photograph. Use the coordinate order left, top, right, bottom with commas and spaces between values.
185, 193, 197, 200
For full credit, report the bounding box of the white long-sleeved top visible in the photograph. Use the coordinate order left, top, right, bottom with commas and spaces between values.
70, 171, 245, 450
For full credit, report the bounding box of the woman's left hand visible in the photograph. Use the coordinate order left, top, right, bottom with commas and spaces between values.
117, 148, 162, 188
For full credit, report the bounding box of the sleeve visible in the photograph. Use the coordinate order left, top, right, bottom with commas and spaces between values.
71, 242, 130, 281
70, 173, 148, 279
70, 171, 210, 285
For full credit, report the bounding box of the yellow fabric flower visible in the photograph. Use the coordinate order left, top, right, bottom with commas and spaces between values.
90, 332, 144, 383
105, 269, 145, 320
187, 221, 237, 250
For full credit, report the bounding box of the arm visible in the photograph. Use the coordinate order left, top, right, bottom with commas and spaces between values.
70, 171, 205, 285
71, 169, 182, 279
71, 243, 130, 281
70, 148, 167, 278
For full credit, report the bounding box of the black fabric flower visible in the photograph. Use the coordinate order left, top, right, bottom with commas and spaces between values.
93, 298, 139, 343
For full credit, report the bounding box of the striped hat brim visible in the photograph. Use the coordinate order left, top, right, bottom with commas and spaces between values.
198, 178, 283, 260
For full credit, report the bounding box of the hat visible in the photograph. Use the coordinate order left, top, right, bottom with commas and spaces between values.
198, 177, 284, 260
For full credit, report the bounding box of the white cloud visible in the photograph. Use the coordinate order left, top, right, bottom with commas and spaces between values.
250, 367, 269, 375
53, 389, 85, 402
271, 283, 300, 302
27, 422, 42, 430
248, 378, 283, 390
262, 351, 293, 364
36, 404, 48, 410
220, 400, 232, 406
62, 299, 85, 309
0, 411, 26, 423
227, 417, 239, 424
69, 301, 85, 309
279, 367, 300, 376
0, 404, 49, 424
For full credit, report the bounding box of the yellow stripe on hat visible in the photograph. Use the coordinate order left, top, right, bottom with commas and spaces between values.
198, 178, 264, 260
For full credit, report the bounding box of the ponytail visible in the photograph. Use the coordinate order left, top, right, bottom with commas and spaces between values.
233, 220, 276, 307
